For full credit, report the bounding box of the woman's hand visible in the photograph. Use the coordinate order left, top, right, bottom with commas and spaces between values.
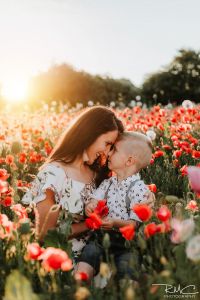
101, 217, 114, 230
85, 199, 98, 216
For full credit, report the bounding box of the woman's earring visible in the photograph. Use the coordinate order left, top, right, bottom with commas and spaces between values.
83, 150, 89, 162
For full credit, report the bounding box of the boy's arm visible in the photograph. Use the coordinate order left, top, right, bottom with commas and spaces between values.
101, 217, 137, 230
85, 179, 111, 216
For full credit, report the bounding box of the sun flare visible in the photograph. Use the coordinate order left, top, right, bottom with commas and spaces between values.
2, 79, 28, 103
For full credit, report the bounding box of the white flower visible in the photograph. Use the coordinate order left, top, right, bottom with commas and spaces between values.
182, 100, 194, 109
88, 100, 94, 106
146, 130, 156, 141
136, 95, 141, 101
137, 101, 142, 107
110, 101, 115, 107
129, 100, 136, 108
186, 235, 200, 262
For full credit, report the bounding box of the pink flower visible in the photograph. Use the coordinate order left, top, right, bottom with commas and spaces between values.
0, 180, 9, 194
170, 218, 195, 244
27, 243, 44, 260
0, 213, 15, 239
187, 166, 200, 193
11, 204, 28, 220
185, 200, 199, 212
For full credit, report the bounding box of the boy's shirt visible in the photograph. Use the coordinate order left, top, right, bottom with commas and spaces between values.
92, 173, 149, 222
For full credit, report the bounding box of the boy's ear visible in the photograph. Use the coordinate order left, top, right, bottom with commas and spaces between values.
126, 156, 135, 167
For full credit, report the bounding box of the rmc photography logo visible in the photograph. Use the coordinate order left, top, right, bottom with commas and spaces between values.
152, 283, 199, 299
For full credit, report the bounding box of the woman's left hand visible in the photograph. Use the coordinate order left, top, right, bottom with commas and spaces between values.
101, 217, 114, 230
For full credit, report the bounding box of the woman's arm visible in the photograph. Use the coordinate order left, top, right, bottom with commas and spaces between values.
101, 217, 136, 230
36, 189, 89, 240
69, 222, 89, 239
36, 189, 60, 240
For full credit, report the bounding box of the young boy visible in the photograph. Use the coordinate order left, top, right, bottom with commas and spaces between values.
76, 131, 153, 282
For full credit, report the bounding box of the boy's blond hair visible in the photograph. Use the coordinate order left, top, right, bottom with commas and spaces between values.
118, 131, 153, 171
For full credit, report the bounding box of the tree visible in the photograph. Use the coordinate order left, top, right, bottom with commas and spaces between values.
142, 49, 200, 105
27, 64, 139, 107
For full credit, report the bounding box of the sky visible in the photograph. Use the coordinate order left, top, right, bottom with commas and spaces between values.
0, 0, 200, 97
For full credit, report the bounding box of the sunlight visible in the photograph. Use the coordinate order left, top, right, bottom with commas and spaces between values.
2, 78, 28, 103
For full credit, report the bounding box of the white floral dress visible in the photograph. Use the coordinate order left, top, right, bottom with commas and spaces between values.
21, 163, 95, 257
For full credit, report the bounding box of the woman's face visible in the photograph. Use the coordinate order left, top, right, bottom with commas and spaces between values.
86, 130, 119, 165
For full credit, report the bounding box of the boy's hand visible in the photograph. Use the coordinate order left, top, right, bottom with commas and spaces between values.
85, 199, 98, 216
143, 191, 155, 208
101, 217, 114, 230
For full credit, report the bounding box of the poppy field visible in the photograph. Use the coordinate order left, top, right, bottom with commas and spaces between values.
0, 101, 200, 300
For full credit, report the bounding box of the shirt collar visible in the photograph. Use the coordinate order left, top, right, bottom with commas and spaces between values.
111, 173, 140, 188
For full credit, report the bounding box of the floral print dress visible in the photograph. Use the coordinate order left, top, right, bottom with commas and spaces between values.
21, 163, 95, 257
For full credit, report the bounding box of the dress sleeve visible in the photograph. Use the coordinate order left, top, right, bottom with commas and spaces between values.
21, 165, 65, 205
91, 178, 111, 201
128, 180, 149, 221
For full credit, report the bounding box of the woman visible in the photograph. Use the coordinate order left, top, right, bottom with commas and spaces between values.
22, 106, 154, 258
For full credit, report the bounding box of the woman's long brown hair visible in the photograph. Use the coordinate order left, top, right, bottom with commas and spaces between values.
47, 106, 124, 186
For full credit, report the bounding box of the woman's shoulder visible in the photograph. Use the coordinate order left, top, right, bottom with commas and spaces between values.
21, 162, 69, 205
38, 162, 67, 178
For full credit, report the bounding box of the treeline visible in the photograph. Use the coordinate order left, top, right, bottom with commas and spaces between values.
142, 49, 200, 105
1, 49, 200, 108
27, 65, 140, 107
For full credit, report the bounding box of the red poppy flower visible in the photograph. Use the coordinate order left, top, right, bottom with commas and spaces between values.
162, 145, 172, 151
185, 200, 199, 212
94, 200, 109, 217
144, 223, 157, 238
38, 247, 72, 272
5, 155, 14, 165
19, 153, 27, 164
192, 150, 200, 159
119, 224, 135, 240
85, 212, 102, 230
0, 169, 9, 181
132, 204, 152, 222
148, 184, 157, 193
180, 165, 188, 176
154, 150, 164, 158
1, 196, 13, 207
75, 272, 89, 281
173, 150, 182, 158
156, 205, 171, 222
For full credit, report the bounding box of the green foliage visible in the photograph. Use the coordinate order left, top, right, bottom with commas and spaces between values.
142, 49, 200, 105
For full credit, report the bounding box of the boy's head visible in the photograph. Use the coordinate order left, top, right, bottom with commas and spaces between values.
108, 131, 152, 173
